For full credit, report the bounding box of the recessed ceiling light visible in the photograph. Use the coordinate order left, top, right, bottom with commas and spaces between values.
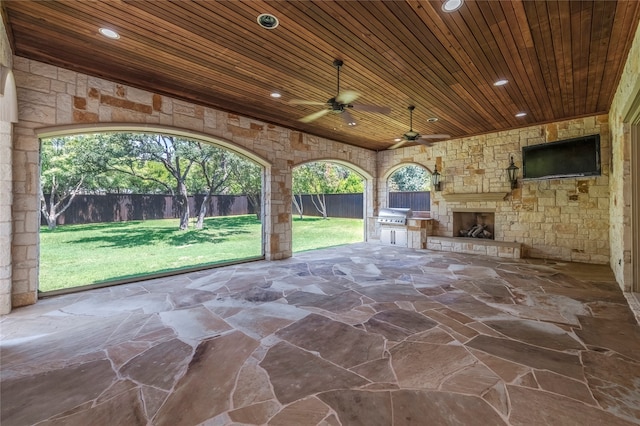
515, 112, 527, 117
257, 13, 279, 29
394, 138, 402, 142
442, 0, 464, 12
348, 121, 356, 127
270, 92, 282, 99
99, 28, 120, 39
427, 117, 439, 123
494, 79, 508, 86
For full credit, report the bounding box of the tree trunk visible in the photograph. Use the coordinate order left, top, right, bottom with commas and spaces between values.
320, 193, 327, 219
310, 193, 327, 219
45, 212, 57, 230
41, 194, 56, 230
195, 192, 212, 230
40, 177, 84, 230
177, 181, 190, 230
292, 194, 304, 219
247, 193, 261, 221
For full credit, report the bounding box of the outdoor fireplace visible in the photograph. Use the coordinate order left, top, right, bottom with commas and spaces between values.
452, 209, 495, 240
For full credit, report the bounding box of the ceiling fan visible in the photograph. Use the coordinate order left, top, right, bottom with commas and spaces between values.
388, 105, 451, 149
290, 59, 391, 127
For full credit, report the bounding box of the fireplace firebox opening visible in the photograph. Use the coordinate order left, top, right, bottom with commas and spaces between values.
452, 210, 495, 239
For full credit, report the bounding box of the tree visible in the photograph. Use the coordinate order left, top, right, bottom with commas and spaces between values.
306, 163, 330, 218
189, 143, 235, 229
388, 165, 431, 191
336, 172, 365, 193
40, 136, 106, 230
41, 133, 263, 231
293, 163, 326, 218
95, 161, 172, 194
292, 193, 304, 219
100, 133, 197, 230
292, 168, 306, 219
228, 157, 262, 220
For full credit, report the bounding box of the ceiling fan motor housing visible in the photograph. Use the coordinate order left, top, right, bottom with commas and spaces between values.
404, 131, 420, 140
328, 97, 346, 113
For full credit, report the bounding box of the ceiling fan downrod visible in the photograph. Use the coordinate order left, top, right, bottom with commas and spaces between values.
408, 105, 415, 131
329, 59, 346, 112
333, 59, 343, 97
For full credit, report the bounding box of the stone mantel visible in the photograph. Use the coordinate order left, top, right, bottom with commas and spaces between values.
442, 192, 509, 202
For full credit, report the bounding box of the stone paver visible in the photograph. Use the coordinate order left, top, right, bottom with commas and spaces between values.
1, 243, 639, 425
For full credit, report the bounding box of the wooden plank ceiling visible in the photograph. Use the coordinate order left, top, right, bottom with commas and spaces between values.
3, 0, 639, 151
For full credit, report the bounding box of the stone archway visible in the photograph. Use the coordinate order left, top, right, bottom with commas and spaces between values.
37, 127, 269, 294
292, 158, 374, 245
383, 162, 434, 212
9, 58, 377, 310
291, 158, 375, 248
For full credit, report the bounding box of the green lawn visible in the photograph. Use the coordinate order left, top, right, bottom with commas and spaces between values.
292, 216, 364, 252
39, 215, 363, 292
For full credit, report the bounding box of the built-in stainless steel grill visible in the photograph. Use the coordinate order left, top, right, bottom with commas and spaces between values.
377, 208, 412, 225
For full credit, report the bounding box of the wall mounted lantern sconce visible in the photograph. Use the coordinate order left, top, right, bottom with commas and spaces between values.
506, 156, 519, 190
432, 165, 442, 192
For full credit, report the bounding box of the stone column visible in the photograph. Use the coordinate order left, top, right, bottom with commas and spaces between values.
0, 121, 12, 314
264, 159, 292, 260
11, 127, 40, 308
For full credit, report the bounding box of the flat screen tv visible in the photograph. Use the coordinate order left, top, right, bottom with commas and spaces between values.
522, 135, 601, 180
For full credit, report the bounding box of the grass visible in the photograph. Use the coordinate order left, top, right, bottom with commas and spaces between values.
39, 215, 363, 292
292, 216, 364, 252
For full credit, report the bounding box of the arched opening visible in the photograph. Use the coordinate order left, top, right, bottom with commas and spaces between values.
291, 160, 367, 252
38, 130, 265, 294
0, 67, 18, 123
386, 163, 432, 212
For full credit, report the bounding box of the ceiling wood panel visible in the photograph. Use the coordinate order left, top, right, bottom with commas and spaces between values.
3, 0, 639, 151
506, 0, 555, 119
484, 1, 542, 118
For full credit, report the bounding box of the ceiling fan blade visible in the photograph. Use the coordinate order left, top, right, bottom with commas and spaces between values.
388, 140, 407, 150
418, 134, 451, 140
289, 99, 327, 106
341, 109, 357, 126
336, 90, 359, 104
299, 109, 330, 123
349, 104, 391, 114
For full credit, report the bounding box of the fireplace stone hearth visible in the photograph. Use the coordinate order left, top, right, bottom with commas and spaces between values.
426, 236, 522, 258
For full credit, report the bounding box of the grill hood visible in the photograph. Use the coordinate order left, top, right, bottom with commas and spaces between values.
377, 208, 412, 225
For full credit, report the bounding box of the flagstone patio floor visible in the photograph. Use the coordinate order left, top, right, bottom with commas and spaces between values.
1, 243, 640, 425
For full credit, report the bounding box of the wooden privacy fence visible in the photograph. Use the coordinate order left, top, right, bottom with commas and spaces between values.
43, 191, 431, 225
42, 194, 258, 226
293, 194, 363, 218
293, 191, 431, 218
388, 191, 431, 211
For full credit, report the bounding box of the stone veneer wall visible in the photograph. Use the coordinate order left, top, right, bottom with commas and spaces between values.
9, 57, 376, 310
0, 120, 11, 315
608, 22, 640, 292
378, 115, 611, 264
0, 15, 14, 315
7, 31, 638, 308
